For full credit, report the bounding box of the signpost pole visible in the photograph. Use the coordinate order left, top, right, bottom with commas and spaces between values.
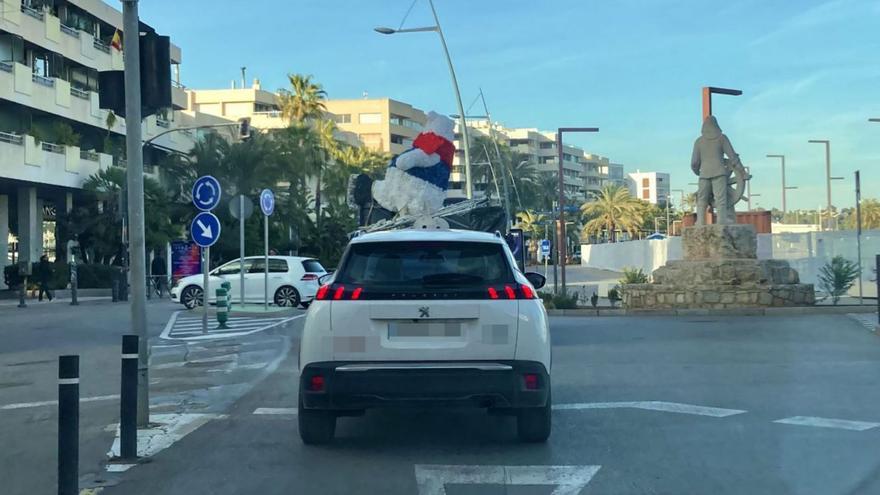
202, 246, 209, 334
264, 213, 269, 310
239, 195, 245, 307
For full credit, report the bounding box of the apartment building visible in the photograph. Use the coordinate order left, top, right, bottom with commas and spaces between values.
323, 98, 425, 155
0, 0, 225, 286
185, 80, 287, 130
626, 171, 671, 205
452, 120, 606, 203
582, 154, 609, 197
600, 162, 626, 188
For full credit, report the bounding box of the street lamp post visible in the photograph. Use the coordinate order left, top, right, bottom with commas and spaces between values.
375, 0, 472, 198
701, 86, 743, 121
556, 127, 599, 295
766, 154, 797, 215
807, 140, 844, 230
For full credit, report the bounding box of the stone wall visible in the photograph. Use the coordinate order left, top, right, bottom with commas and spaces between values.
623, 283, 815, 309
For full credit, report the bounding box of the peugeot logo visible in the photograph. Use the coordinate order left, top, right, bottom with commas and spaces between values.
418, 306, 430, 318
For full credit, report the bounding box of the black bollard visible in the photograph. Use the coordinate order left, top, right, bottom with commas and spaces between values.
58, 355, 79, 495
120, 335, 139, 460
112, 277, 119, 303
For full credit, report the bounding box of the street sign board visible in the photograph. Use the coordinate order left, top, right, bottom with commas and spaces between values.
229, 194, 254, 220
260, 189, 275, 216
192, 176, 221, 211
540, 239, 551, 257
191, 212, 221, 247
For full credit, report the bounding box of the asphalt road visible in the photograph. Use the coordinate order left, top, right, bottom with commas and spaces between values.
89, 312, 880, 495
0, 298, 305, 495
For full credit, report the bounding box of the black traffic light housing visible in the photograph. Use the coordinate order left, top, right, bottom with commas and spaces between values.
98, 31, 172, 119
238, 118, 251, 141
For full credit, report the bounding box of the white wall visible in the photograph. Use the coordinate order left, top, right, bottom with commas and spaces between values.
581, 230, 880, 298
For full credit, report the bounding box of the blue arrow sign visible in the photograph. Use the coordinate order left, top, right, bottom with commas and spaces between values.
260, 188, 275, 216
191, 212, 221, 247
192, 175, 222, 211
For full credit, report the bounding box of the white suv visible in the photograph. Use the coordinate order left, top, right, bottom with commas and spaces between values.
170, 256, 326, 309
298, 229, 551, 444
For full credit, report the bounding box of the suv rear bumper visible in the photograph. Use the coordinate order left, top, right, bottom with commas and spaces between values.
299, 360, 549, 411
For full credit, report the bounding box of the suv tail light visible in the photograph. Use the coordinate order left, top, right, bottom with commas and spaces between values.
485, 283, 537, 300
315, 283, 365, 301
301, 273, 318, 281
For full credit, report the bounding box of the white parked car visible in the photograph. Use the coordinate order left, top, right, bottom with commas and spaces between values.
170, 256, 326, 309
298, 229, 551, 444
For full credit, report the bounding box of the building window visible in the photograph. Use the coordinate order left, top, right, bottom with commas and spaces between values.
358, 113, 382, 124
390, 134, 406, 145
539, 156, 555, 164
333, 113, 352, 124
510, 139, 530, 147
642, 178, 650, 187
642, 189, 650, 199
540, 142, 553, 149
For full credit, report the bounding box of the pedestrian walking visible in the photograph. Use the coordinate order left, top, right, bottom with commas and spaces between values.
37, 254, 54, 302
151, 251, 168, 297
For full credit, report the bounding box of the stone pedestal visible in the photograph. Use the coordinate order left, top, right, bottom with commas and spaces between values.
624, 224, 814, 309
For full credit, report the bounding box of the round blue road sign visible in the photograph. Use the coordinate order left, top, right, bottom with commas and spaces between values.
191, 212, 221, 247
260, 188, 275, 216
192, 175, 222, 211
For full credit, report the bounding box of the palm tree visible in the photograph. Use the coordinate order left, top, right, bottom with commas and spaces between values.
278, 74, 327, 124
580, 185, 644, 242
514, 210, 547, 262
845, 198, 880, 230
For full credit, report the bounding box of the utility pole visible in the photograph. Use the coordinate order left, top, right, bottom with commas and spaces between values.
121, 0, 149, 426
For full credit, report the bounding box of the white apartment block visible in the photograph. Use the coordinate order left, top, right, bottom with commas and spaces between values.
451, 120, 608, 202
0, 0, 231, 286
626, 171, 671, 205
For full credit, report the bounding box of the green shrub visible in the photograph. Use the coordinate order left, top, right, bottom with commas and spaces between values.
608, 286, 621, 307
818, 256, 859, 305
76, 264, 117, 289
552, 293, 579, 309
620, 266, 649, 284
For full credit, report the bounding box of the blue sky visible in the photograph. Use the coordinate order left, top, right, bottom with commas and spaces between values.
138, 0, 880, 211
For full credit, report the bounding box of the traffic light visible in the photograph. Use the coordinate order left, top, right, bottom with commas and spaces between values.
238, 118, 251, 141
98, 31, 172, 119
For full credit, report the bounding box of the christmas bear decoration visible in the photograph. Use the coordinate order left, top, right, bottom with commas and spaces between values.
350, 111, 455, 218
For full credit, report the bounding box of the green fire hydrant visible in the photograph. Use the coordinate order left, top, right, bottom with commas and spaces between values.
216, 287, 229, 329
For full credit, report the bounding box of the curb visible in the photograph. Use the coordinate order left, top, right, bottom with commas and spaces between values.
547, 305, 878, 317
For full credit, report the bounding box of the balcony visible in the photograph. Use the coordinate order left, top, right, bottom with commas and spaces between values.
69, 86, 90, 99
60, 23, 79, 38
32, 73, 54, 87
0, 135, 112, 189
1, 1, 124, 72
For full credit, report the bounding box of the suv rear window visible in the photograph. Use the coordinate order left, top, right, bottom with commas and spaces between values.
302, 259, 325, 273
336, 241, 513, 289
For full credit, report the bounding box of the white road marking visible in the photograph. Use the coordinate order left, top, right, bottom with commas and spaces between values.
0, 394, 119, 411
414, 465, 600, 495
160, 312, 305, 341
253, 407, 298, 415
553, 401, 746, 417
773, 416, 880, 431
106, 413, 223, 472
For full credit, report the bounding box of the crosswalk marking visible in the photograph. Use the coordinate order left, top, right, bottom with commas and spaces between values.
160, 311, 305, 341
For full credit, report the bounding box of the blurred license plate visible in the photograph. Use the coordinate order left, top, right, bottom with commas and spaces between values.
388, 322, 462, 338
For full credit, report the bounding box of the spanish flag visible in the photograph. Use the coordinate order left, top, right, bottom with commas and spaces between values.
110, 29, 122, 51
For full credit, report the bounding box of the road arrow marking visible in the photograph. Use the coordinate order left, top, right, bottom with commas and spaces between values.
414, 464, 600, 495
774, 416, 880, 431
196, 219, 213, 239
